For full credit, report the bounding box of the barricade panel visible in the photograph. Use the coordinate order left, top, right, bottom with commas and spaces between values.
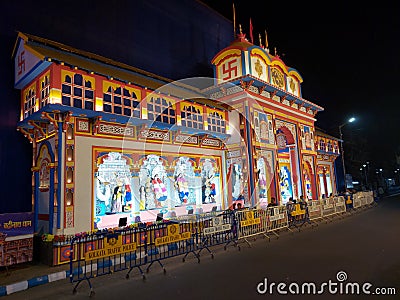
352, 193, 362, 209
145, 221, 198, 268
236, 209, 267, 246
307, 200, 323, 222
69, 226, 147, 295
196, 210, 236, 255
321, 198, 336, 218
365, 191, 374, 205
334, 196, 346, 215
287, 203, 309, 230
265, 206, 290, 238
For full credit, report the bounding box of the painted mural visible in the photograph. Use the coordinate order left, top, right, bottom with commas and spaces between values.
231, 163, 243, 201
95, 152, 132, 217
201, 158, 217, 204
93, 148, 222, 229
278, 164, 293, 204
256, 158, 268, 199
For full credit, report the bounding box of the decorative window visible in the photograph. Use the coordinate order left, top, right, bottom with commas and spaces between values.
40, 74, 50, 108
271, 67, 285, 89
62, 73, 94, 110
181, 105, 203, 129
334, 142, 339, 153
103, 87, 140, 117
327, 141, 333, 152
23, 87, 36, 118
207, 111, 225, 133
147, 97, 175, 124
319, 139, 326, 151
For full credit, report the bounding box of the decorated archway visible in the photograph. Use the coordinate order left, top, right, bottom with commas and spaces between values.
275, 124, 300, 204
34, 141, 55, 233
302, 157, 317, 200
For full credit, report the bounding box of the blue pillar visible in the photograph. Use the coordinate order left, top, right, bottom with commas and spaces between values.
33, 172, 39, 232
49, 168, 55, 234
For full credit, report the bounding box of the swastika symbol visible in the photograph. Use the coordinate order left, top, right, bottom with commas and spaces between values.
222, 59, 238, 80
18, 51, 25, 76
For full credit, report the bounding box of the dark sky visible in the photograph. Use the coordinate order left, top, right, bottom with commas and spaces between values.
202, 1, 400, 169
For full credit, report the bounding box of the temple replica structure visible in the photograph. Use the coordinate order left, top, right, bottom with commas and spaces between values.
13, 27, 341, 247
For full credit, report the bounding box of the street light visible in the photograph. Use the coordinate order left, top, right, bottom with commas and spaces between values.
338, 117, 356, 190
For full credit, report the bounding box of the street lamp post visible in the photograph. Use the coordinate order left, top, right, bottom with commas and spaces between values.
339, 117, 355, 191
362, 164, 368, 187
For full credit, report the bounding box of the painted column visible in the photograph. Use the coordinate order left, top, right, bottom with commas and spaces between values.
289, 146, 298, 199
244, 104, 255, 207
311, 157, 318, 200
322, 169, 328, 198
222, 150, 229, 210
226, 163, 233, 209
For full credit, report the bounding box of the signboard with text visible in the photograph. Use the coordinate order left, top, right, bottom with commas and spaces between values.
0, 212, 34, 237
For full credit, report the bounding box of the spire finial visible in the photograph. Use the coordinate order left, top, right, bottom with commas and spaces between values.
274, 47, 277, 56
258, 33, 262, 47
239, 24, 242, 34
265, 30, 269, 48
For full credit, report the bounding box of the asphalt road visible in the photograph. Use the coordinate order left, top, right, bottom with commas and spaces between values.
6, 195, 400, 300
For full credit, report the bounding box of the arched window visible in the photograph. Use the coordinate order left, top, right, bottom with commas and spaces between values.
181, 105, 203, 129
103, 87, 140, 117
147, 97, 176, 124
207, 111, 225, 133
62, 73, 94, 110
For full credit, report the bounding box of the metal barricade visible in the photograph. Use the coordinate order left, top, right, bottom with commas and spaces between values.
196, 210, 236, 258
352, 193, 362, 210
321, 197, 336, 221
145, 220, 199, 270
265, 205, 291, 240
69, 226, 147, 296
360, 192, 368, 207
365, 191, 375, 206
307, 200, 323, 225
286, 202, 309, 230
334, 196, 347, 216
236, 208, 267, 247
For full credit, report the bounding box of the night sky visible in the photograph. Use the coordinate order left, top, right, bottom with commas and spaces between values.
202, 1, 400, 172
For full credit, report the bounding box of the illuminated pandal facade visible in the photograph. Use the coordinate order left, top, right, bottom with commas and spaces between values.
13, 30, 340, 236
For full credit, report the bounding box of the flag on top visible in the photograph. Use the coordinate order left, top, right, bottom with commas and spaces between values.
249, 18, 254, 43
233, 3, 236, 37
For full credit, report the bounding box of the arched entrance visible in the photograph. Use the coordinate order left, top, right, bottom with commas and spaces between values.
276, 125, 300, 204
35, 142, 55, 233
